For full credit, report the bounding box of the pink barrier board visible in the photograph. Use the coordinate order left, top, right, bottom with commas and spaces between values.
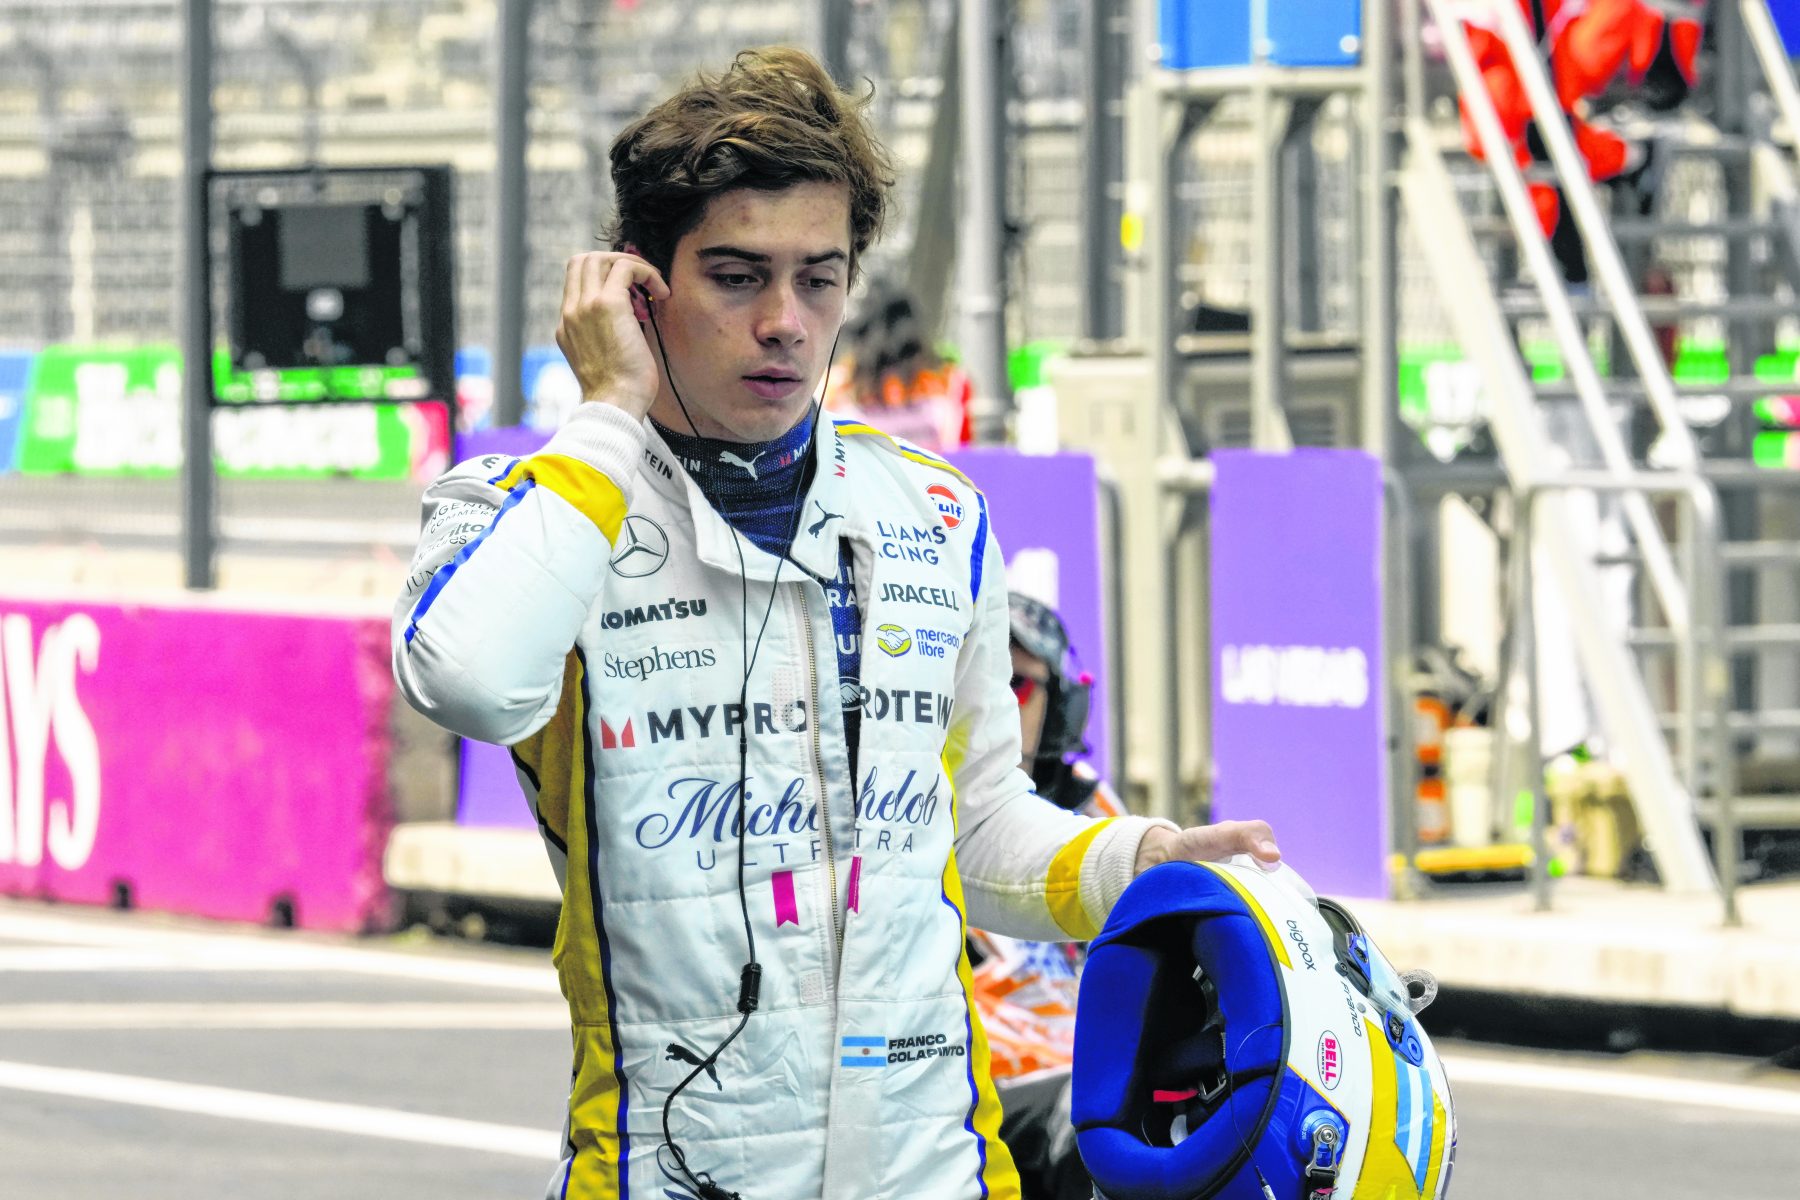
0, 598, 396, 931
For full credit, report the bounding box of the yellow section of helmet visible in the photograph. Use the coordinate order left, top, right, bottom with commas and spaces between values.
1195, 860, 1293, 970
1351, 1016, 1448, 1200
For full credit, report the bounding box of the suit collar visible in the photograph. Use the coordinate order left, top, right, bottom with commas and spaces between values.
639, 415, 851, 583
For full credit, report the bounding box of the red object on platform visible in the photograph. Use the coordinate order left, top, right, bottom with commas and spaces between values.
1460, 0, 1702, 188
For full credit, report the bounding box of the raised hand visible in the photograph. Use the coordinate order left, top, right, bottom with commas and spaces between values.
553, 251, 671, 419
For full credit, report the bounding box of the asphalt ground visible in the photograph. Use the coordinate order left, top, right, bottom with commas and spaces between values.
0, 898, 1792, 1199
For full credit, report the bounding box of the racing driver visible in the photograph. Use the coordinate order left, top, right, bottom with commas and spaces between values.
392, 47, 1280, 1200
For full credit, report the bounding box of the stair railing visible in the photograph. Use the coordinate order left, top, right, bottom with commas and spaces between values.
1410, 0, 1724, 895
1429, 0, 1691, 623
1398, 129, 1721, 896
1481, 0, 1706, 467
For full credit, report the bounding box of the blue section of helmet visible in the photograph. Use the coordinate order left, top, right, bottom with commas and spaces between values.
1303, 1108, 1346, 1194
1072, 862, 1291, 1200
1343, 931, 1375, 991
1384, 1006, 1427, 1068
1081, 1069, 1351, 1200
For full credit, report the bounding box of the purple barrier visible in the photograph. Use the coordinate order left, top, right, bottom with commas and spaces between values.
1209, 449, 1389, 899
945, 449, 1110, 778
0, 599, 397, 930
459, 732, 527, 827
455, 425, 548, 463
449, 437, 1113, 830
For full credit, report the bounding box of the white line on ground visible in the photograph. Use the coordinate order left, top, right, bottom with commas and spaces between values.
0, 1060, 556, 1160
0, 911, 180, 947
0, 947, 316, 972
0, 1002, 568, 1029
0, 908, 559, 994
1444, 1053, 1800, 1119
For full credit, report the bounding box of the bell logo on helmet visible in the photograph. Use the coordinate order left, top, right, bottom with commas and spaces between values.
1318, 1031, 1343, 1090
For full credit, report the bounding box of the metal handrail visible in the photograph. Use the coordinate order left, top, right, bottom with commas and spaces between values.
1484, 0, 1703, 469
1397, 79, 1717, 896
1743, 0, 1800, 148
1428, 0, 1694, 634
1510, 473, 1738, 924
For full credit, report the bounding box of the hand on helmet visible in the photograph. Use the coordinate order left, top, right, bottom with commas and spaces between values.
1133, 820, 1279, 877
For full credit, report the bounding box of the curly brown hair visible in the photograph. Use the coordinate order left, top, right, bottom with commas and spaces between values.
605, 46, 895, 277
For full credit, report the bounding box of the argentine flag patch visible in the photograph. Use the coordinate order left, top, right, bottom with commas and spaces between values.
841, 1035, 886, 1068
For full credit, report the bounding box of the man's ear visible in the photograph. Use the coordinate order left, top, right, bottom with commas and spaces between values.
622, 241, 669, 282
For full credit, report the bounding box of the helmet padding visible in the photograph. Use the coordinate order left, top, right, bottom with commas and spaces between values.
1073, 868, 1287, 1200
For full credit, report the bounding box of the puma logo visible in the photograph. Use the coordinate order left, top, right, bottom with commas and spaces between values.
718, 449, 767, 480
808, 501, 842, 537
665, 1042, 721, 1090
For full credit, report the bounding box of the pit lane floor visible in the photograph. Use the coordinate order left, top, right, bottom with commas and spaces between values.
0, 899, 1789, 1199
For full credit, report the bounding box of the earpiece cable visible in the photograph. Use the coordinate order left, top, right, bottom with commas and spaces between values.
641, 293, 841, 1200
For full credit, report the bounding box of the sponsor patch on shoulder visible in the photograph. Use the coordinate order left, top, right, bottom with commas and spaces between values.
926, 483, 963, 530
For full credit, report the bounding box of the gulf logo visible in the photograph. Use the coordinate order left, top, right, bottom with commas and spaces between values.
927, 483, 963, 529
1318, 1031, 1343, 1090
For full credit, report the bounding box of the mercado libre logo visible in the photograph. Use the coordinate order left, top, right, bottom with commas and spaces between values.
874, 624, 912, 657
1318, 1031, 1343, 1090
926, 483, 963, 529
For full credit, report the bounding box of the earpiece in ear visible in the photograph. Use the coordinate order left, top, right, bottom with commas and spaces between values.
632, 284, 653, 323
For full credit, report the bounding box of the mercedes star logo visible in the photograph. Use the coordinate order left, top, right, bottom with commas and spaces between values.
609, 514, 670, 578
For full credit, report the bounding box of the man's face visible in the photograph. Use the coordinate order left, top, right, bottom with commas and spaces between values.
1011, 643, 1053, 773
645, 181, 853, 443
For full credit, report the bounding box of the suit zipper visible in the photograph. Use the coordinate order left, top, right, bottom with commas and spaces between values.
795, 585, 843, 974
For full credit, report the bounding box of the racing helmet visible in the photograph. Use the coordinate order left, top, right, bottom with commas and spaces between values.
1072, 861, 1456, 1200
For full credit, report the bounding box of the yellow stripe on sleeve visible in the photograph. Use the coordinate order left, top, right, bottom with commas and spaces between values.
493, 461, 532, 491
525, 452, 629, 542
1044, 819, 1113, 940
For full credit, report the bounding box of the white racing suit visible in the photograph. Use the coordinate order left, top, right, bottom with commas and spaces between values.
391, 403, 1170, 1200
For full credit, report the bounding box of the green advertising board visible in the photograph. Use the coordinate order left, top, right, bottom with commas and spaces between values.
15, 345, 426, 480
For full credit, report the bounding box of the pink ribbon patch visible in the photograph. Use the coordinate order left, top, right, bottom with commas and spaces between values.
847, 856, 863, 914
772, 870, 799, 927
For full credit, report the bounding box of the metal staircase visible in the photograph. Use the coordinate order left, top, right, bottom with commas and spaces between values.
1399, 0, 1800, 908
